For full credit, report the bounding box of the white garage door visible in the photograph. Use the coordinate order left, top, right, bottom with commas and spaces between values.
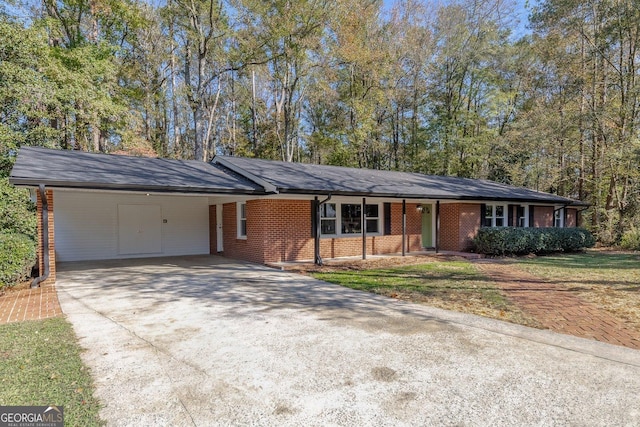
54, 191, 210, 261
118, 204, 162, 255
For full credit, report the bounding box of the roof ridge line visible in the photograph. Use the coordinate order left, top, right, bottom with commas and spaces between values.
212, 156, 279, 194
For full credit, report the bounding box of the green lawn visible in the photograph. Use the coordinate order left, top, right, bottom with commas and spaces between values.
0, 317, 104, 426
515, 251, 640, 289
311, 251, 640, 331
312, 260, 538, 326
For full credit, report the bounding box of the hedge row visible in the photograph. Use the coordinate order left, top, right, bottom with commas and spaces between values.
473, 227, 596, 256
0, 233, 37, 289
620, 228, 640, 251
0, 178, 37, 240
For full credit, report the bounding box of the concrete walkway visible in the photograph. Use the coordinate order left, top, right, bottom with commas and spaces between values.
56, 256, 640, 426
0, 285, 62, 324
474, 260, 640, 349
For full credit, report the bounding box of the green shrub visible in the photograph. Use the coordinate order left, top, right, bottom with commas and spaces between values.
0, 177, 36, 240
473, 227, 595, 256
0, 233, 37, 289
620, 228, 640, 251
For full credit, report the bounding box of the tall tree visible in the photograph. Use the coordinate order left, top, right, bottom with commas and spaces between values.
167, 0, 229, 161
528, 0, 640, 241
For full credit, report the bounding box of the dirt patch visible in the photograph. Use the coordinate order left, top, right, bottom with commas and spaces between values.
371, 366, 397, 382
395, 288, 541, 329
0, 281, 32, 298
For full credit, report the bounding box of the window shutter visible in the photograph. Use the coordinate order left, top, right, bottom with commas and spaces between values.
563, 208, 568, 227
508, 204, 515, 227
529, 206, 535, 227
384, 203, 391, 235
480, 204, 486, 227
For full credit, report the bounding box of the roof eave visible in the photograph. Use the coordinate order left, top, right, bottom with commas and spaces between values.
8, 177, 266, 196
275, 188, 583, 204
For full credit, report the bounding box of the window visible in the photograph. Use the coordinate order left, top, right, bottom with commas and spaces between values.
320, 203, 337, 235
516, 206, 526, 227
319, 202, 381, 236
495, 205, 505, 226
554, 208, 564, 228
484, 204, 507, 227
237, 202, 247, 238
365, 204, 379, 233
341, 204, 361, 234
483, 205, 494, 227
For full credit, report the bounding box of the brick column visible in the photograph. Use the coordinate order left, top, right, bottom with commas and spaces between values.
36, 189, 56, 285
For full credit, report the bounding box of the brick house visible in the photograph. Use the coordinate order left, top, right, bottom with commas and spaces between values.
10, 147, 586, 285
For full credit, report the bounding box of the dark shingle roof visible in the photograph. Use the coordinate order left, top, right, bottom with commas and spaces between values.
9, 147, 585, 205
9, 147, 264, 194
214, 155, 583, 205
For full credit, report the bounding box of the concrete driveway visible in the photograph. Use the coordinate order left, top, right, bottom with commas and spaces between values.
57, 256, 640, 426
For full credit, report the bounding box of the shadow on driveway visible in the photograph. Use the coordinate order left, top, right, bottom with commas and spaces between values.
56, 255, 640, 426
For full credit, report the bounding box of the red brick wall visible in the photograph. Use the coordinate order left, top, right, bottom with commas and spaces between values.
438, 203, 481, 251
459, 204, 481, 250
222, 199, 422, 264
533, 206, 554, 227
221, 201, 265, 263
439, 204, 459, 251
566, 208, 577, 227
261, 199, 314, 263
36, 189, 56, 285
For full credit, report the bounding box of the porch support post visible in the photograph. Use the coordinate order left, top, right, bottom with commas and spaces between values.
402, 199, 406, 256
362, 197, 367, 260
314, 196, 321, 265
435, 200, 440, 253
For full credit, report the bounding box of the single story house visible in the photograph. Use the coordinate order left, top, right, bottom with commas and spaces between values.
10, 147, 586, 285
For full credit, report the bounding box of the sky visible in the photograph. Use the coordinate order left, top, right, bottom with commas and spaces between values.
2, 0, 538, 39
381, 0, 537, 37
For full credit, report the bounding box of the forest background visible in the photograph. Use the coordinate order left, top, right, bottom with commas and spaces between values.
1, 0, 639, 247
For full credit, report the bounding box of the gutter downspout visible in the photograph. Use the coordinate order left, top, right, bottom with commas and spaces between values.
31, 184, 49, 288
315, 194, 332, 265
362, 197, 366, 260
401, 200, 406, 256
435, 201, 440, 253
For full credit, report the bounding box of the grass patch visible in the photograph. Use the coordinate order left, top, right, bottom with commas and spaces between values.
515, 250, 640, 332
515, 251, 640, 288
0, 317, 103, 426
312, 260, 538, 326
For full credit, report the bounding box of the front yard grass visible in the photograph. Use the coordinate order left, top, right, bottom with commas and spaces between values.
514, 250, 640, 333
309, 250, 640, 334
312, 260, 539, 327
0, 317, 103, 426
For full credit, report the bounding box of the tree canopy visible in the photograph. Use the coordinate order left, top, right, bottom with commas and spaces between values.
1, 0, 639, 243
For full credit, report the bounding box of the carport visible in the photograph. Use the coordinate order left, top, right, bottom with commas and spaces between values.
9, 147, 266, 284
56, 255, 640, 426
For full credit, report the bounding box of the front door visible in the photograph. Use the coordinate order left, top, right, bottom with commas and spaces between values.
216, 204, 223, 252
421, 204, 433, 248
